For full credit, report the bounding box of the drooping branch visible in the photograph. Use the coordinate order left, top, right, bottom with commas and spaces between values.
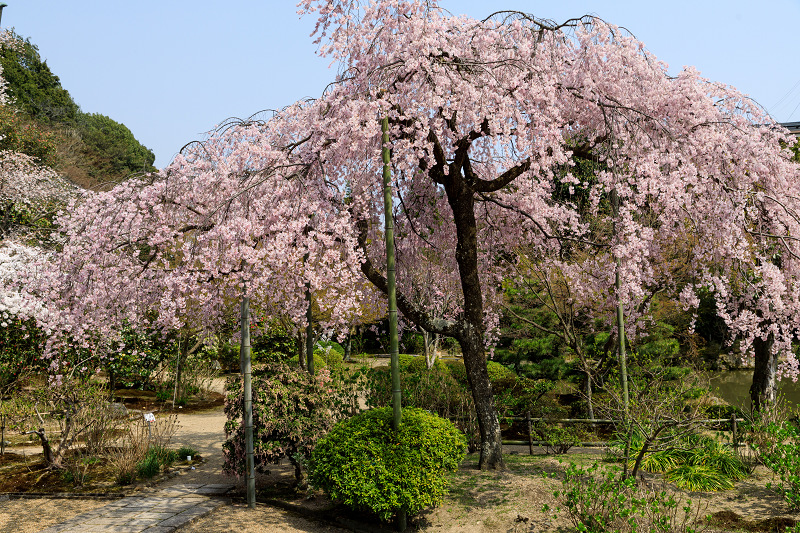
356, 218, 459, 338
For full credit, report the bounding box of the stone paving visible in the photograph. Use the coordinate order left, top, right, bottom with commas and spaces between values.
35, 484, 234, 533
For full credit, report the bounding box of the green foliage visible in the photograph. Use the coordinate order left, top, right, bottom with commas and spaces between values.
223, 363, 349, 477
492, 376, 554, 417
620, 433, 747, 492
252, 324, 298, 357
532, 422, 587, 455
407, 354, 449, 374
397, 354, 415, 372
443, 359, 467, 384
0, 105, 58, 165
136, 450, 159, 479
75, 112, 156, 178
288, 353, 326, 370
309, 407, 466, 522
547, 461, 702, 532
0, 315, 46, 391
315, 344, 344, 369
440, 359, 515, 384
316, 340, 344, 355
176, 446, 198, 460
104, 327, 174, 390
135, 445, 178, 479
0, 33, 79, 123
487, 360, 516, 381
663, 465, 733, 492
750, 417, 800, 510
367, 361, 478, 450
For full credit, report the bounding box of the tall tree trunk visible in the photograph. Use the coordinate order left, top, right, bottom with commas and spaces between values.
445, 176, 504, 470
460, 331, 504, 470
750, 332, 777, 412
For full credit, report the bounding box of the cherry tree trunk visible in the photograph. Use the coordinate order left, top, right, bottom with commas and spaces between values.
446, 177, 504, 470
459, 331, 504, 470
750, 333, 777, 412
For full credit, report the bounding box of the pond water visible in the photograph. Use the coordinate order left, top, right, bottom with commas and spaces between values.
709, 369, 800, 410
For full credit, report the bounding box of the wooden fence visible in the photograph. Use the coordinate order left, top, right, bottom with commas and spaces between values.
474, 413, 745, 454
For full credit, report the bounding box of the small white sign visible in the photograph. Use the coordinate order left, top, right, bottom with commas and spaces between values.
143, 412, 156, 422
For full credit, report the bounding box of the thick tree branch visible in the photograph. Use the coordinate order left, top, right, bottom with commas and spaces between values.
356, 218, 459, 337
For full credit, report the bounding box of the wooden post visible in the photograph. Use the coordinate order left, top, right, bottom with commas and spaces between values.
526, 412, 534, 456
731, 414, 738, 451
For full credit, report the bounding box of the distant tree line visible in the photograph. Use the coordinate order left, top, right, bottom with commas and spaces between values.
0, 31, 156, 189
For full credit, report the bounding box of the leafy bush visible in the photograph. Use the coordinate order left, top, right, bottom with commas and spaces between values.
443, 359, 467, 384
487, 360, 516, 381
616, 433, 747, 492
316, 340, 344, 355
397, 354, 415, 372
309, 407, 466, 522
750, 418, 800, 510
439, 359, 514, 384
366, 362, 479, 450
531, 422, 586, 455
546, 461, 704, 532
223, 363, 346, 481
176, 446, 198, 460
316, 346, 344, 369
492, 376, 554, 417
136, 445, 176, 479
407, 354, 449, 374
288, 353, 325, 370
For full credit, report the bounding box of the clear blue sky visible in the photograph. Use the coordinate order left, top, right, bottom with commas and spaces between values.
3, 1, 799, 169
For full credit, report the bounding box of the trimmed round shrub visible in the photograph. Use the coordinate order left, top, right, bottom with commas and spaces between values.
316, 347, 344, 370
407, 355, 450, 375
397, 354, 415, 372
288, 353, 326, 370
443, 359, 467, 384
317, 340, 344, 355
309, 407, 467, 521
441, 359, 515, 385
487, 360, 516, 381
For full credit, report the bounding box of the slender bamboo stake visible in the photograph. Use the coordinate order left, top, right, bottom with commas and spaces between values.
611, 188, 631, 478
240, 289, 256, 509
382, 114, 405, 532
611, 189, 629, 419
172, 336, 182, 409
